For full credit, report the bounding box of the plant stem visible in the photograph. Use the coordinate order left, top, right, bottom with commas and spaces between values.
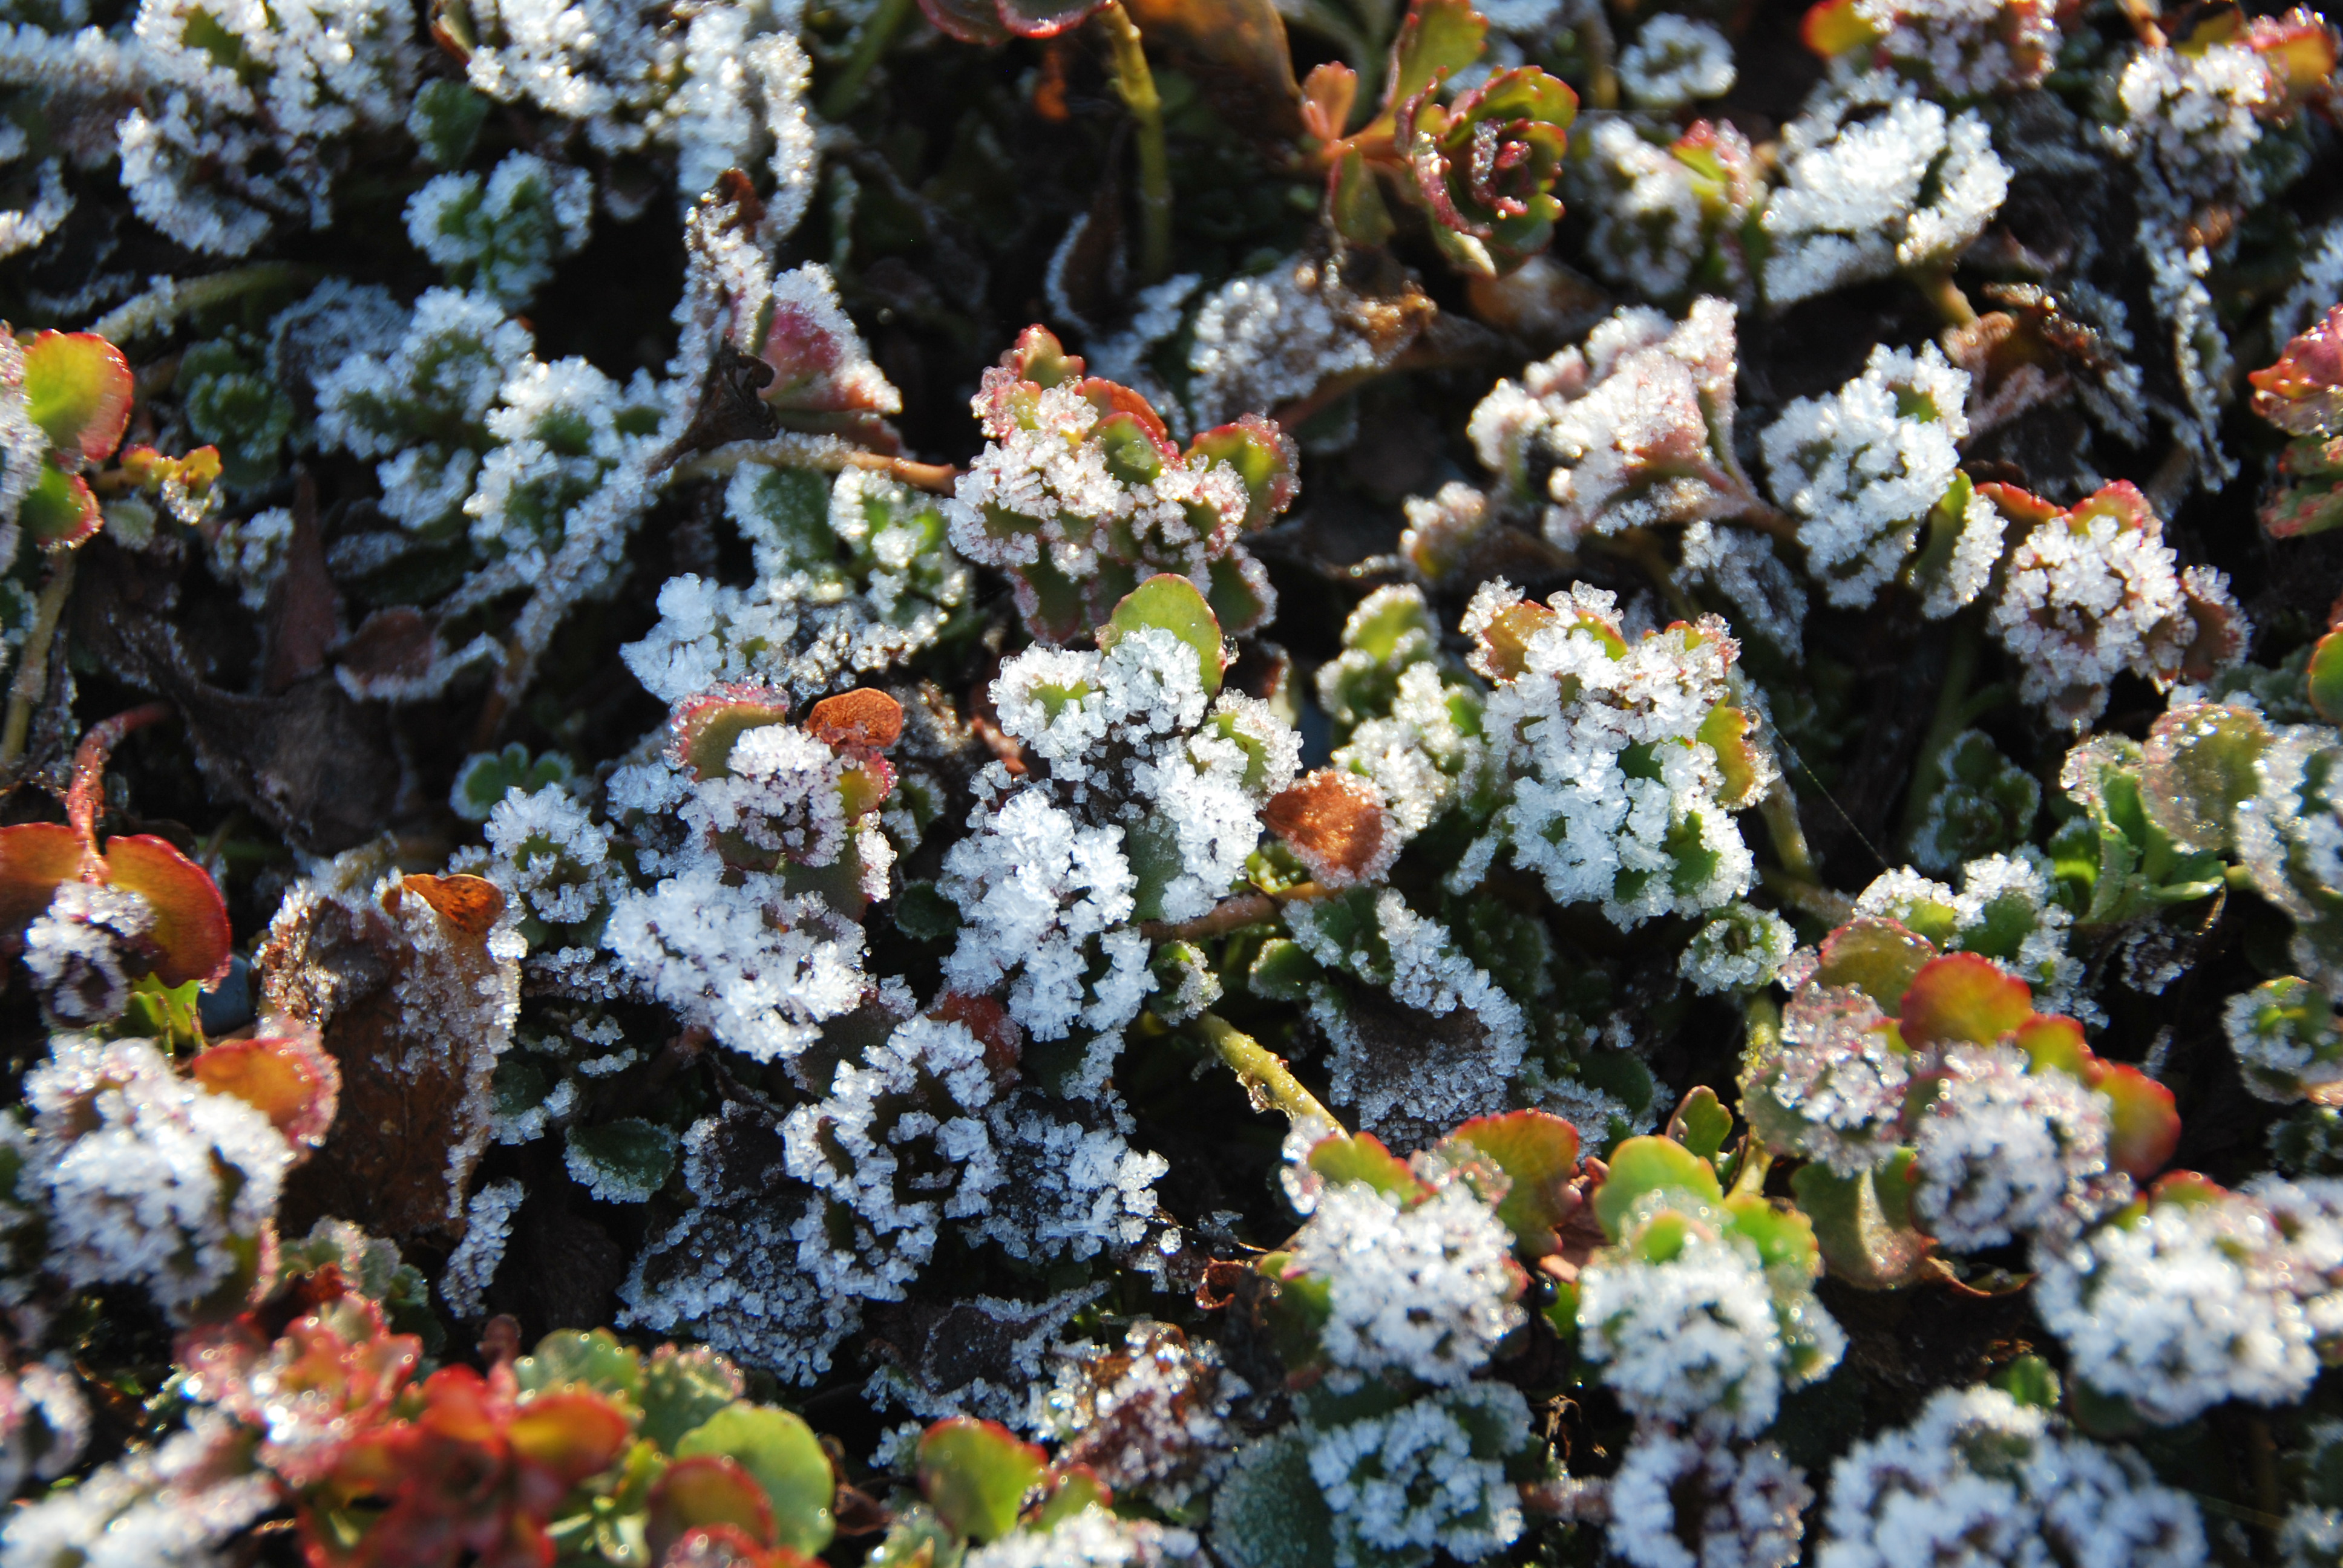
821, 0, 915, 120
672, 434, 958, 492
88, 264, 309, 344
0, 551, 76, 771
1912, 265, 1978, 330
1098, 2, 1172, 284
1729, 1135, 1772, 1198
1760, 864, 1854, 924
1758, 774, 1818, 884
1193, 1012, 1338, 1132
1896, 609, 1981, 851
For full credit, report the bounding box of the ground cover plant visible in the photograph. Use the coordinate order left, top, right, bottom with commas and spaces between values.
4, 0, 2343, 1560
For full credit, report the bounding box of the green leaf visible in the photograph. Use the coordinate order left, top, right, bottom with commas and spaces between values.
1210, 1430, 1336, 1568
1440, 1109, 1580, 1252
1665, 1086, 1733, 1165
675, 1403, 836, 1555
18, 459, 99, 550
918, 1417, 1046, 1544
516, 1328, 645, 1406
640, 1345, 747, 1454
1992, 1354, 2060, 1410
409, 77, 489, 168
1101, 573, 1226, 696
1385, 0, 1486, 112
1247, 938, 1322, 1001
1788, 1157, 1935, 1289
565, 1119, 680, 1204
2312, 630, 2343, 724
1592, 1134, 1721, 1241
21, 331, 132, 461
1813, 918, 1937, 1011
2139, 702, 2272, 855
1308, 1131, 1429, 1202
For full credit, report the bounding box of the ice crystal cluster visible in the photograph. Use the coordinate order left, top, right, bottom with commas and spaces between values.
8, 0, 2343, 1560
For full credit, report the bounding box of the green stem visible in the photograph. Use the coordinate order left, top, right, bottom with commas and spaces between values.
1758, 775, 1818, 884
1911, 265, 1978, 330
1098, 2, 1172, 284
1728, 1135, 1772, 1198
1760, 865, 1854, 925
88, 264, 309, 344
0, 551, 76, 771
1896, 610, 1981, 851
1193, 1012, 1338, 1132
820, 0, 915, 121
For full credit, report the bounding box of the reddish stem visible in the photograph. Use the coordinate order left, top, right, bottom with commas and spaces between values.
67, 702, 172, 868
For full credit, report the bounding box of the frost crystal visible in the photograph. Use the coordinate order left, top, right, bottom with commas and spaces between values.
1815, 1385, 2204, 1568
1910, 1043, 2123, 1251
1305, 1383, 1532, 1568
965, 1508, 1201, 1568
1287, 1178, 1523, 1390
1849, 0, 2059, 98
1044, 1321, 1244, 1509
1760, 343, 1984, 612
1849, 855, 2085, 1014
1679, 904, 1797, 996
2033, 1177, 2343, 1423
22, 882, 157, 1027
23, 1035, 291, 1322
1760, 77, 2009, 307
1607, 1429, 1810, 1568
1987, 480, 2248, 728
0, 1410, 279, 1568
404, 152, 592, 307
1467, 299, 1759, 544
1619, 17, 1737, 108
1459, 581, 1768, 927
2225, 976, 2343, 1103
1183, 254, 1425, 433
1748, 985, 1910, 1176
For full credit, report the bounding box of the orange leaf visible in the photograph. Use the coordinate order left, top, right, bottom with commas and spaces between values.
2090, 1062, 2181, 1180
804, 690, 904, 753
1898, 953, 2034, 1053
0, 822, 85, 935
506, 1390, 634, 1485
191, 1029, 341, 1150
1261, 770, 1397, 888
397, 873, 505, 941
102, 834, 232, 987
650, 1456, 779, 1559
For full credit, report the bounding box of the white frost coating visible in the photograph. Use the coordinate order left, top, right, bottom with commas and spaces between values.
1619, 16, 1736, 108
1578, 119, 1760, 305
1679, 903, 1797, 995
1760, 342, 1973, 610
1679, 520, 1807, 655
1909, 1044, 2123, 1252
1462, 581, 1765, 927
1758, 986, 1910, 1175
1850, 853, 2086, 1013
0, 1409, 280, 1568
2276, 218, 2343, 344
479, 782, 621, 933
1579, 1212, 1837, 1438
782, 1014, 1006, 1299
459, 0, 818, 222
314, 286, 531, 462
23, 882, 157, 1027
1760, 77, 2008, 307
1042, 1322, 1243, 1509
23, 1035, 292, 1323
2224, 980, 2343, 1103
1608, 1430, 1810, 1568
605, 860, 867, 1062
965, 1508, 1201, 1568
1815, 1386, 2204, 1568
203, 507, 295, 614
1467, 298, 1749, 543
1331, 663, 1485, 840
404, 152, 593, 307
2105, 39, 2276, 223
2033, 1178, 2343, 1423
974, 1089, 1170, 1264
1849, 0, 2059, 97
439, 1177, 525, 1319
1287, 1179, 1524, 1390
1183, 255, 1415, 434
1990, 485, 2246, 729
1306, 1383, 1531, 1568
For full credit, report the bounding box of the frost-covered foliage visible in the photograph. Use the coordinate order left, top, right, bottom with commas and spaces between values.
16, 0, 2343, 1557
1759, 74, 2009, 307
1815, 1385, 2204, 1566
1454, 580, 1774, 927
1761, 342, 1993, 613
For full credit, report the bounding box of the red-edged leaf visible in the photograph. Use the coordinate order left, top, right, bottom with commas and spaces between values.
995, 0, 1109, 37
1005, 324, 1082, 390
191, 1028, 341, 1150
2089, 1062, 2180, 1180
1308, 1130, 1429, 1202
2010, 1012, 2089, 1080
650, 1455, 779, 1558
1187, 415, 1298, 531
917, 0, 1013, 42
18, 460, 100, 549
661, 1524, 819, 1568
672, 687, 796, 780
0, 821, 84, 934
1814, 918, 1938, 1011
1899, 952, 2034, 1053
1973, 480, 2061, 531
101, 834, 231, 987
917, 1418, 1045, 1544
506, 1390, 634, 1485
1440, 1109, 1581, 1253
21, 330, 132, 461
1099, 575, 1227, 696
1590, 1134, 1723, 1241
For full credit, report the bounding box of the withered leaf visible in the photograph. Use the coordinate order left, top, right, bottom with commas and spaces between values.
258, 863, 520, 1243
